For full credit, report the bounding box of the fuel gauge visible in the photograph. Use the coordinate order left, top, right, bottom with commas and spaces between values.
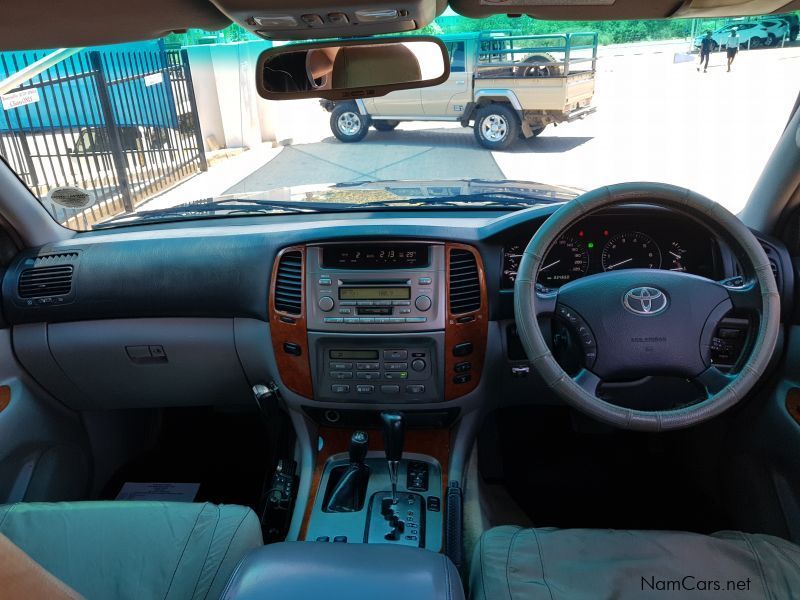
668, 241, 687, 272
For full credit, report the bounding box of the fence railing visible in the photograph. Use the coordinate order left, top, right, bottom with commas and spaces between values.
0, 43, 206, 230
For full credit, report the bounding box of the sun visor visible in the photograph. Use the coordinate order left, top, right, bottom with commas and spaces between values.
449, 0, 682, 19
212, 0, 446, 40
450, 0, 797, 19
673, 0, 795, 17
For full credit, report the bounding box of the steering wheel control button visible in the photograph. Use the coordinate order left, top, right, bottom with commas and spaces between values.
453, 342, 473, 356
414, 295, 432, 311
556, 304, 597, 367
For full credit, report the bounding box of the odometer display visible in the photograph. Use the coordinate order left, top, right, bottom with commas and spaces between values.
538, 236, 590, 286
601, 232, 662, 271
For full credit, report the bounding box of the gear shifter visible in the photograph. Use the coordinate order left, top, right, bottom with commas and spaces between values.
380, 411, 405, 504
322, 431, 370, 512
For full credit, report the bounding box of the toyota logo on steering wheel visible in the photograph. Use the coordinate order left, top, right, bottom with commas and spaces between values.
623, 286, 668, 316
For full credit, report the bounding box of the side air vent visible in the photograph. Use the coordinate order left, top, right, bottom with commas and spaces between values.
274, 250, 303, 315
18, 265, 74, 298
449, 248, 481, 314
759, 242, 781, 294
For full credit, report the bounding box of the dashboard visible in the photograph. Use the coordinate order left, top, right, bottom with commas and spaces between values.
502, 213, 721, 288
0, 203, 791, 419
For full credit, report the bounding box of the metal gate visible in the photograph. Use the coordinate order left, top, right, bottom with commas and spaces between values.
0, 44, 207, 229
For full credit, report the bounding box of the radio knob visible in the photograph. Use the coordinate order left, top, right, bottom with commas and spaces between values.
411, 359, 426, 372
318, 296, 335, 312
415, 295, 432, 311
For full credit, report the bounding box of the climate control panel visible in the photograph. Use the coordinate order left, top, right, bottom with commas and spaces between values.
309, 333, 443, 403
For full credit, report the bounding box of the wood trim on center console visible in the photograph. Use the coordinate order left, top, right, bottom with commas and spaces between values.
299, 427, 451, 540
270, 245, 313, 399
444, 243, 488, 401
0, 386, 10, 414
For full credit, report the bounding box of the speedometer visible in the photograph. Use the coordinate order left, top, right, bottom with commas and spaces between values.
538, 235, 589, 286
601, 232, 662, 271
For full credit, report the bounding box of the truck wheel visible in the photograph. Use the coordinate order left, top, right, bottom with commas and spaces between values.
373, 120, 399, 132
516, 53, 562, 77
474, 104, 520, 150
764, 33, 777, 47
331, 104, 370, 142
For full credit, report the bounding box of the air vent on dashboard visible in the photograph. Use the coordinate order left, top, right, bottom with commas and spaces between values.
18, 265, 74, 298
759, 242, 781, 294
449, 249, 481, 314
274, 250, 303, 315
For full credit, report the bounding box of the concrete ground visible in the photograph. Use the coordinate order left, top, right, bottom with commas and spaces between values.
150, 42, 800, 214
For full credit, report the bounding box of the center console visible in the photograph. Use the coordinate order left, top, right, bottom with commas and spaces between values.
269, 240, 488, 405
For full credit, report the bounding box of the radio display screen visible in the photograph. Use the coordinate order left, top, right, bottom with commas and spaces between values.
330, 350, 380, 360
339, 287, 410, 300
322, 245, 428, 269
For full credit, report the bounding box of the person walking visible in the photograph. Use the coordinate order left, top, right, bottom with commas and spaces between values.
698, 30, 713, 72
726, 27, 740, 72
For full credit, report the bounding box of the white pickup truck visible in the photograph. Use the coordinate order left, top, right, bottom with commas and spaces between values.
321, 31, 598, 150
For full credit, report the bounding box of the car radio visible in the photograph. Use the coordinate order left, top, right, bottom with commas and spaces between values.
306, 243, 446, 332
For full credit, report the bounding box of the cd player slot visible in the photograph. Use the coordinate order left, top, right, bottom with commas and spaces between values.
338, 279, 411, 285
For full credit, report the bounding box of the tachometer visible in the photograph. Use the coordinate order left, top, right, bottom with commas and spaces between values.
538, 235, 590, 286
601, 232, 662, 271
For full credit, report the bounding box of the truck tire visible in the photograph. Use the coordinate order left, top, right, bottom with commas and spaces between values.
516, 53, 562, 77
373, 120, 399, 132
331, 103, 370, 142
474, 104, 520, 150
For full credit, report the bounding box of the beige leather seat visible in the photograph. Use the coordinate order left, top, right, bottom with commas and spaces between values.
470, 526, 800, 599
0, 501, 263, 600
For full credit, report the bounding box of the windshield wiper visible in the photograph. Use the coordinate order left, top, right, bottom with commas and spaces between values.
341, 191, 568, 209
93, 198, 330, 229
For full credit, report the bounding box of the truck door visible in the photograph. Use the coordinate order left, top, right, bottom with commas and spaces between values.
422, 40, 471, 117
363, 88, 423, 117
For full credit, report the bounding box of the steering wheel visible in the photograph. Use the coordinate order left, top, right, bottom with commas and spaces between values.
514, 183, 781, 431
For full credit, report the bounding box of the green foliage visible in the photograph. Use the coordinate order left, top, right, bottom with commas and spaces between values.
166, 10, 799, 48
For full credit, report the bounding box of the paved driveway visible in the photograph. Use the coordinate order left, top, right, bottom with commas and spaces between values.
225, 127, 504, 193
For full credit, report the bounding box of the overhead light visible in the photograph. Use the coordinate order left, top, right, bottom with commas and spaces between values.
252, 16, 298, 28
355, 9, 399, 22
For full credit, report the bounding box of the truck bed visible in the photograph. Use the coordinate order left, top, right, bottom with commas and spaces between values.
474, 71, 595, 113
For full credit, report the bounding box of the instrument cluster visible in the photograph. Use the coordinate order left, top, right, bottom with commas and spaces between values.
502, 214, 719, 288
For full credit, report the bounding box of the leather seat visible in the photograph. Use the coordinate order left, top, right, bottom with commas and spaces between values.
0, 501, 263, 600
470, 526, 800, 600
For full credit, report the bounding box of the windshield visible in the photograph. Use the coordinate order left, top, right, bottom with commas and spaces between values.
1, 13, 798, 230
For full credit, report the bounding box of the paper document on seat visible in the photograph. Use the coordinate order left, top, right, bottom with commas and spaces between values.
115, 482, 200, 502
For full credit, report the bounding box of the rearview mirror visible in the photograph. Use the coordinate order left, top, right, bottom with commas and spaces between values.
255, 37, 450, 101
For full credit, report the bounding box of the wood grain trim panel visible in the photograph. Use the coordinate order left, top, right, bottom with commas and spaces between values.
270, 245, 313, 399
786, 388, 800, 425
444, 243, 488, 401
299, 427, 451, 540
0, 386, 10, 414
